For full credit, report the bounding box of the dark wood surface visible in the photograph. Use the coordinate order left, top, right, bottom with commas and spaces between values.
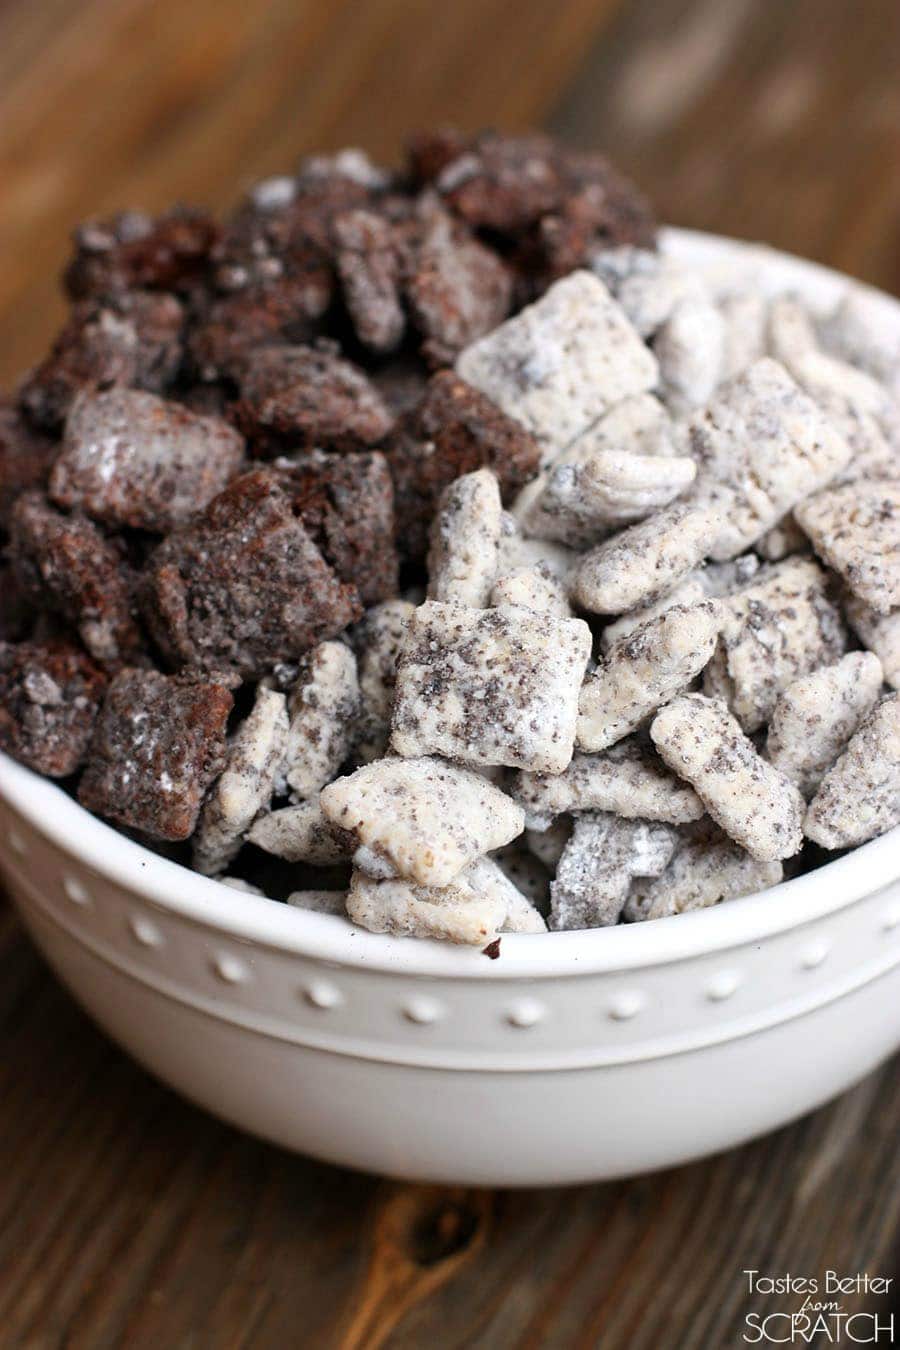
2, 1, 900, 1345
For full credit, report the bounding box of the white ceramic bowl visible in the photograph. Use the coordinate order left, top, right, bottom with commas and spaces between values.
2, 230, 900, 1187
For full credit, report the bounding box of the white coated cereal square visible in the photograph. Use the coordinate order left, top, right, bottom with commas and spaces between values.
456, 271, 658, 465
804, 695, 900, 849
794, 480, 900, 614
427, 468, 503, 608
320, 755, 524, 887
767, 652, 883, 795
391, 600, 592, 772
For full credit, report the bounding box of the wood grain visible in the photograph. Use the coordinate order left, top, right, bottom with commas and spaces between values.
2, 0, 900, 1345
0, 0, 623, 387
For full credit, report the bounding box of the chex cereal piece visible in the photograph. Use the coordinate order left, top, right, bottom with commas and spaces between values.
320, 755, 524, 887
0, 400, 57, 528
20, 292, 184, 430
405, 200, 513, 366
820, 289, 900, 395
387, 371, 541, 559
573, 499, 721, 616
703, 558, 847, 732
351, 600, 416, 763
9, 493, 142, 664
528, 446, 697, 548
466, 856, 547, 933
804, 695, 900, 849
277, 450, 398, 606
0, 641, 106, 777
766, 652, 883, 796
491, 563, 572, 617
497, 523, 578, 585
280, 642, 360, 798
650, 694, 804, 862
143, 470, 360, 679
346, 868, 508, 946
718, 291, 767, 380
625, 822, 782, 921
578, 601, 721, 751
456, 271, 658, 466
590, 246, 706, 338
391, 600, 591, 772
236, 344, 394, 452
79, 669, 233, 841
687, 358, 852, 559
844, 593, 900, 689
63, 206, 218, 299
248, 800, 354, 865
550, 812, 679, 930
791, 347, 892, 422
193, 686, 289, 875
332, 208, 405, 353
766, 295, 819, 369
286, 890, 348, 915
654, 296, 725, 414
830, 409, 896, 487
599, 576, 706, 652
794, 480, 900, 614
427, 468, 503, 607
50, 389, 244, 533
511, 737, 704, 830
525, 818, 571, 869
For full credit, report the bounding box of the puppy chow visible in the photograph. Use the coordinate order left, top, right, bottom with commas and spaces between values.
0, 641, 106, 777
550, 812, 679, 930
193, 686, 289, 875
625, 821, 783, 921
279, 641, 360, 798
766, 652, 883, 795
248, 799, 353, 865
350, 599, 416, 763
427, 468, 503, 607
804, 695, 900, 849
650, 694, 805, 862
78, 668, 233, 841
491, 563, 572, 617
50, 388, 244, 532
391, 600, 591, 772
320, 755, 524, 887
456, 271, 658, 466
794, 479, 900, 614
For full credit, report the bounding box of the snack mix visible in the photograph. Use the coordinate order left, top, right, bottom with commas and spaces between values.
2, 130, 899, 946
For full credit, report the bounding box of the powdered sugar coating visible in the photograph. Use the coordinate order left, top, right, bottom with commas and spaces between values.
703, 557, 847, 732
351, 600, 416, 763
193, 686, 289, 875
578, 601, 721, 751
804, 695, 900, 849
767, 651, 883, 795
650, 693, 805, 862
320, 755, 524, 887
279, 642, 360, 799
599, 577, 706, 652
843, 594, 900, 689
248, 799, 353, 864
625, 822, 782, 921
427, 468, 503, 607
794, 480, 900, 614
687, 358, 853, 560
490, 563, 572, 617
550, 812, 679, 930
511, 737, 704, 831
456, 271, 658, 466
346, 867, 508, 945
391, 600, 591, 772
574, 499, 721, 616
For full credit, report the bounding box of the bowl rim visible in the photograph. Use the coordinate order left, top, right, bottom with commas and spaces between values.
2, 226, 899, 981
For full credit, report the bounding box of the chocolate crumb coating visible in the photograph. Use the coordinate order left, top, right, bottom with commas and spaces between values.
143, 469, 361, 678
0, 640, 107, 777
0, 399, 58, 529
9, 493, 143, 664
78, 667, 233, 840
63, 207, 219, 301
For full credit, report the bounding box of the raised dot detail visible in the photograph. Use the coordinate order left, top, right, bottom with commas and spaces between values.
608, 991, 645, 1021
506, 998, 545, 1028
8, 829, 26, 857
706, 970, 741, 1002
305, 980, 343, 1010
213, 954, 250, 985
130, 916, 163, 948
63, 876, 90, 906
403, 996, 443, 1025
800, 940, 830, 970
883, 906, 900, 933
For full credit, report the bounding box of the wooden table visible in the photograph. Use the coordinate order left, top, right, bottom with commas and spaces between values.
2, 1, 899, 1344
